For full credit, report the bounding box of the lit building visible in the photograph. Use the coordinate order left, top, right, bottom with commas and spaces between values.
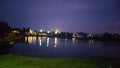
87, 34, 93, 38
11, 30, 20, 34
72, 33, 77, 38
55, 28, 60, 34
27, 29, 37, 35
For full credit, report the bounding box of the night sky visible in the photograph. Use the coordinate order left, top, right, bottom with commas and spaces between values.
0, 0, 120, 33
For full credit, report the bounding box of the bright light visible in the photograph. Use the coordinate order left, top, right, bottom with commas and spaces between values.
47, 37, 50, 47
72, 38, 76, 44
12, 30, 19, 33
54, 37, 58, 47
40, 29, 43, 32
88, 39, 94, 44
9, 42, 14, 44
47, 31, 50, 33
29, 29, 33, 34
87, 34, 93, 38
39, 37, 42, 46
72, 33, 76, 38
55, 29, 60, 34
27, 36, 36, 44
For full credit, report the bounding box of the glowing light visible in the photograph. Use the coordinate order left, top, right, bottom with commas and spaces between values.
87, 34, 93, 38
47, 31, 50, 33
88, 39, 94, 44
26, 36, 36, 44
29, 29, 33, 34
47, 37, 50, 47
32, 37, 36, 44
25, 37, 28, 42
72, 38, 76, 44
28, 36, 33, 44
12, 30, 19, 33
54, 37, 58, 47
38, 37, 42, 46
55, 29, 60, 34
40, 29, 43, 32
9, 42, 14, 44
72, 33, 76, 38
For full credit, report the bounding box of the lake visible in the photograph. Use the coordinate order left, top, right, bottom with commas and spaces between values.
2, 36, 120, 58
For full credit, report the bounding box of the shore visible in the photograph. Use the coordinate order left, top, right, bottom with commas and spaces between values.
0, 55, 119, 68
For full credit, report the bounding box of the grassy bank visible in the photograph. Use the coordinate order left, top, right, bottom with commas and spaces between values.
0, 55, 111, 68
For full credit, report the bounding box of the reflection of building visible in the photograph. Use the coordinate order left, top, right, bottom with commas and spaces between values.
38, 37, 47, 46
25, 36, 36, 44
88, 39, 94, 44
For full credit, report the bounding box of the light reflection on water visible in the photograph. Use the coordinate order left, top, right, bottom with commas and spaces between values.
9, 36, 120, 58
88, 39, 94, 44
25, 36, 95, 47
38, 37, 42, 46
47, 37, 49, 47
25, 36, 36, 44
25, 36, 61, 47
72, 38, 76, 44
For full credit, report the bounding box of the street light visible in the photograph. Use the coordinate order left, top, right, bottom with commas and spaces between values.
40, 29, 43, 32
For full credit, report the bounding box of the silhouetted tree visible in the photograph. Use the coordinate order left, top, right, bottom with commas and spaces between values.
0, 21, 12, 38
0, 21, 11, 33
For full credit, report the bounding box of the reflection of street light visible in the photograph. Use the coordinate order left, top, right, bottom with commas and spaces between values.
39, 37, 42, 46
54, 37, 58, 47
72, 38, 76, 44
88, 39, 94, 44
47, 37, 50, 47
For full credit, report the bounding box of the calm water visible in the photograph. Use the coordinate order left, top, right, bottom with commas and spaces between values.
7, 36, 120, 58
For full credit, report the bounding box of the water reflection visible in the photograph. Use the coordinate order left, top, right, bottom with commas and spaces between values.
38, 37, 47, 46
10, 36, 120, 58
47, 37, 50, 47
88, 39, 94, 44
72, 38, 75, 44
72, 38, 78, 45
65, 38, 67, 46
54, 37, 58, 47
25, 36, 36, 44
38, 37, 42, 46
25, 36, 80, 47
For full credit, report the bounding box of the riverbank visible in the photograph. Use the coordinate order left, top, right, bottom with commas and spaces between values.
0, 55, 117, 68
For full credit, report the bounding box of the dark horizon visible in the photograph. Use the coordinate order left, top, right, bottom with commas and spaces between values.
0, 0, 120, 33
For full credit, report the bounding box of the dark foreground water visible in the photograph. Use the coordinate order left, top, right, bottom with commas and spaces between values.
1, 36, 120, 58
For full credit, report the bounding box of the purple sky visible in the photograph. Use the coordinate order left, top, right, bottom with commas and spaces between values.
0, 0, 120, 33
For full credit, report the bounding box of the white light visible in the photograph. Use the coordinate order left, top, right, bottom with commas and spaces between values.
39, 37, 42, 46
47, 37, 49, 47
40, 29, 43, 32
47, 31, 50, 33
